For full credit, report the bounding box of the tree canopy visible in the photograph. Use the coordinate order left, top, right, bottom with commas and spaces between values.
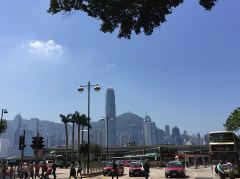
224, 107, 240, 131
48, 0, 218, 39
0, 120, 7, 134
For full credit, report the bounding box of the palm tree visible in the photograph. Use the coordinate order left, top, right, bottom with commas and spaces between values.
0, 120, 7, 134
70, 111, 79, 161
75, 113, 87, 162
60, 113, 71, 161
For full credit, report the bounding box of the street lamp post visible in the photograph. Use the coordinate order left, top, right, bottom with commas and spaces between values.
1, 109, 8, 123
78, 81, 100, 173
79, 129, 88, 164
101, 116, 110, 161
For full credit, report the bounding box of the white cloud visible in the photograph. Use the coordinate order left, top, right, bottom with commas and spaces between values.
20, 40, 63, 58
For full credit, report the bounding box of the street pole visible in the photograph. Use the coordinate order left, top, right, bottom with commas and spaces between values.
35, 133, 39, 179
106, 116, 109, 161
77, 81, 100, 173
87, 81, 90, 173
159, 147, 161, 167
185, 151, 187, 168
21, 130, 25, 179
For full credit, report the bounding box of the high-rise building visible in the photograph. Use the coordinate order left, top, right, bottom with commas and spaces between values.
0, 137, 10, 157
172, 126, 182, 145
156, 128, 165, 144
29, 118, 39, 135
105, 88, 117, 147
143, 115, 157, 146
165, 125, 170, 136
129, 124, 138, 145
164, 125, 170, 144
13, 114, 22, 146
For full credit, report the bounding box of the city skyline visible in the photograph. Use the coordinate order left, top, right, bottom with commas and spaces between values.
0, 0, 240, 135
5, 112, 207, 137
0, 112, 207, 157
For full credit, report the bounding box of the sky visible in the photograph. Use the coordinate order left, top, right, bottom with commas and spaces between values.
0, 0, 240, 136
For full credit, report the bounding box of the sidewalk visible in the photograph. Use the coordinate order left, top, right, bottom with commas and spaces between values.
56, 168, 102, 178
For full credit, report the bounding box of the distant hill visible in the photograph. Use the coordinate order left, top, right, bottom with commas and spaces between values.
116, 112, 144, 146
116, 112, 144, 131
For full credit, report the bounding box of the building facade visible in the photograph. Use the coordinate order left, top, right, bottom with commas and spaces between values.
105, 88, 117, 147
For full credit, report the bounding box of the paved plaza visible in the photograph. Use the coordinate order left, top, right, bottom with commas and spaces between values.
54, 166, 223, 179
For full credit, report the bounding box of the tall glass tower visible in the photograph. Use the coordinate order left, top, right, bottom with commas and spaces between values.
105, 88, 116, 147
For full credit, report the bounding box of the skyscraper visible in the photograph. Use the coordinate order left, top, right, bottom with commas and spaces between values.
165, 125, 170, 136
172, 126, 182, 145
105, 88, 116, 147
164, 125, 170, 144
13, 114, 22, 145
143, 115, 157, 146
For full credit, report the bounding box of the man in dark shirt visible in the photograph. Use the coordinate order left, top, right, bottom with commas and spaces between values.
52, 161, 57, 179
112, 160, 118, 179
143, 160, 150, 179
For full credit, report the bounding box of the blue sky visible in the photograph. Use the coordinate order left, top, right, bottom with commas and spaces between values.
0, 0, 239, 136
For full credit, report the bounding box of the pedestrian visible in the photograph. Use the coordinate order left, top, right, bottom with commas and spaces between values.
9, 165, 14, 179
0, 161, 3, 178
216, 160, 225, 179
35, 162, 40, 178
4, 164, 11, 179
28, 163, 34, 179
225, 160, 234, 179
111, 160, 118, 179
41, 162, 47, 178
69, 164, 76, 179
45, 165, 52, 179
77, 161, 82, 177
2, 163, 7, 179
143, 160, 150, 179
16, 163, 22, 178
52, 161, 57, 179
22, 163, 29, 179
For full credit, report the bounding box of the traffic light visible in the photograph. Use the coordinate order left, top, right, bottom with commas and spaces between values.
37, 136, 45, 149
31, 136, 37, 150
31, 136, 45, 150
19, 135, 26, 150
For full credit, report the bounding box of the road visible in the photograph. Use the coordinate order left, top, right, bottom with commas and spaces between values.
55, 166, 218, 179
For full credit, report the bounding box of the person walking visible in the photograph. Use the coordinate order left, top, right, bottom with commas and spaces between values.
69, 163, 76, 179
28, 163, 34, 179
226, 160, 234, 179
41, 162, 47, 178
143, 160, 150, 179
52, 161, 57, 179
217, 160, 225, 179
35, 162, 40, 179
76, 161, 82, 178
111, 160, 118, 179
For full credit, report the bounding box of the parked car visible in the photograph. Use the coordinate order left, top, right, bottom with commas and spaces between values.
103, 161, 124, 176
165, 161, 186, 178
129, 162, 145, 177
